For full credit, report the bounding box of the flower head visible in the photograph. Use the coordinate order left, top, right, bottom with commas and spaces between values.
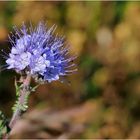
5, 22, 76, 83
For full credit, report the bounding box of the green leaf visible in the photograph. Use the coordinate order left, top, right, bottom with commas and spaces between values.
0, 111, 10, 138
15, 79, 21, 96
30, 85, 39, 92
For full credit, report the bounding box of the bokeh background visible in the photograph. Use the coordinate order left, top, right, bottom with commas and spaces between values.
1, 1, 140, 139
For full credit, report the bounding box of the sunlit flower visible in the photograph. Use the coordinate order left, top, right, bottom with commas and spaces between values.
5, 22, 76, 82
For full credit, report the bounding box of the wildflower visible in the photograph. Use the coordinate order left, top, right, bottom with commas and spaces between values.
5, 22, 76, 82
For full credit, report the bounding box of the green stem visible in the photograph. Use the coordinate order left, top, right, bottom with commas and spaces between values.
9, 74, 31, 131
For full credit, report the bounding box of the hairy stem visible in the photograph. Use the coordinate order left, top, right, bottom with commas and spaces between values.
9, 74, 31, 130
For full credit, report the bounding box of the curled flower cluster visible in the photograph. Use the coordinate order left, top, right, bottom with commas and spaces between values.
6, 22, 76, 82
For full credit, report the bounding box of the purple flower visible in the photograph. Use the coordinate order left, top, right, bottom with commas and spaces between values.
5, 22, 77, 82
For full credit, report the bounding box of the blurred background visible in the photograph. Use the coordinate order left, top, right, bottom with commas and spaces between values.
0, 1, 140, 139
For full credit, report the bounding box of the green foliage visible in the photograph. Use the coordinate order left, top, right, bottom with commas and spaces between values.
12, 80, 29, 113
15, 79, 22, 96
12, 96, 29, 113
0, 111, 10, 138
30, 85, 39, 92
12, 92, 29, 113
12, 80, 38, 113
